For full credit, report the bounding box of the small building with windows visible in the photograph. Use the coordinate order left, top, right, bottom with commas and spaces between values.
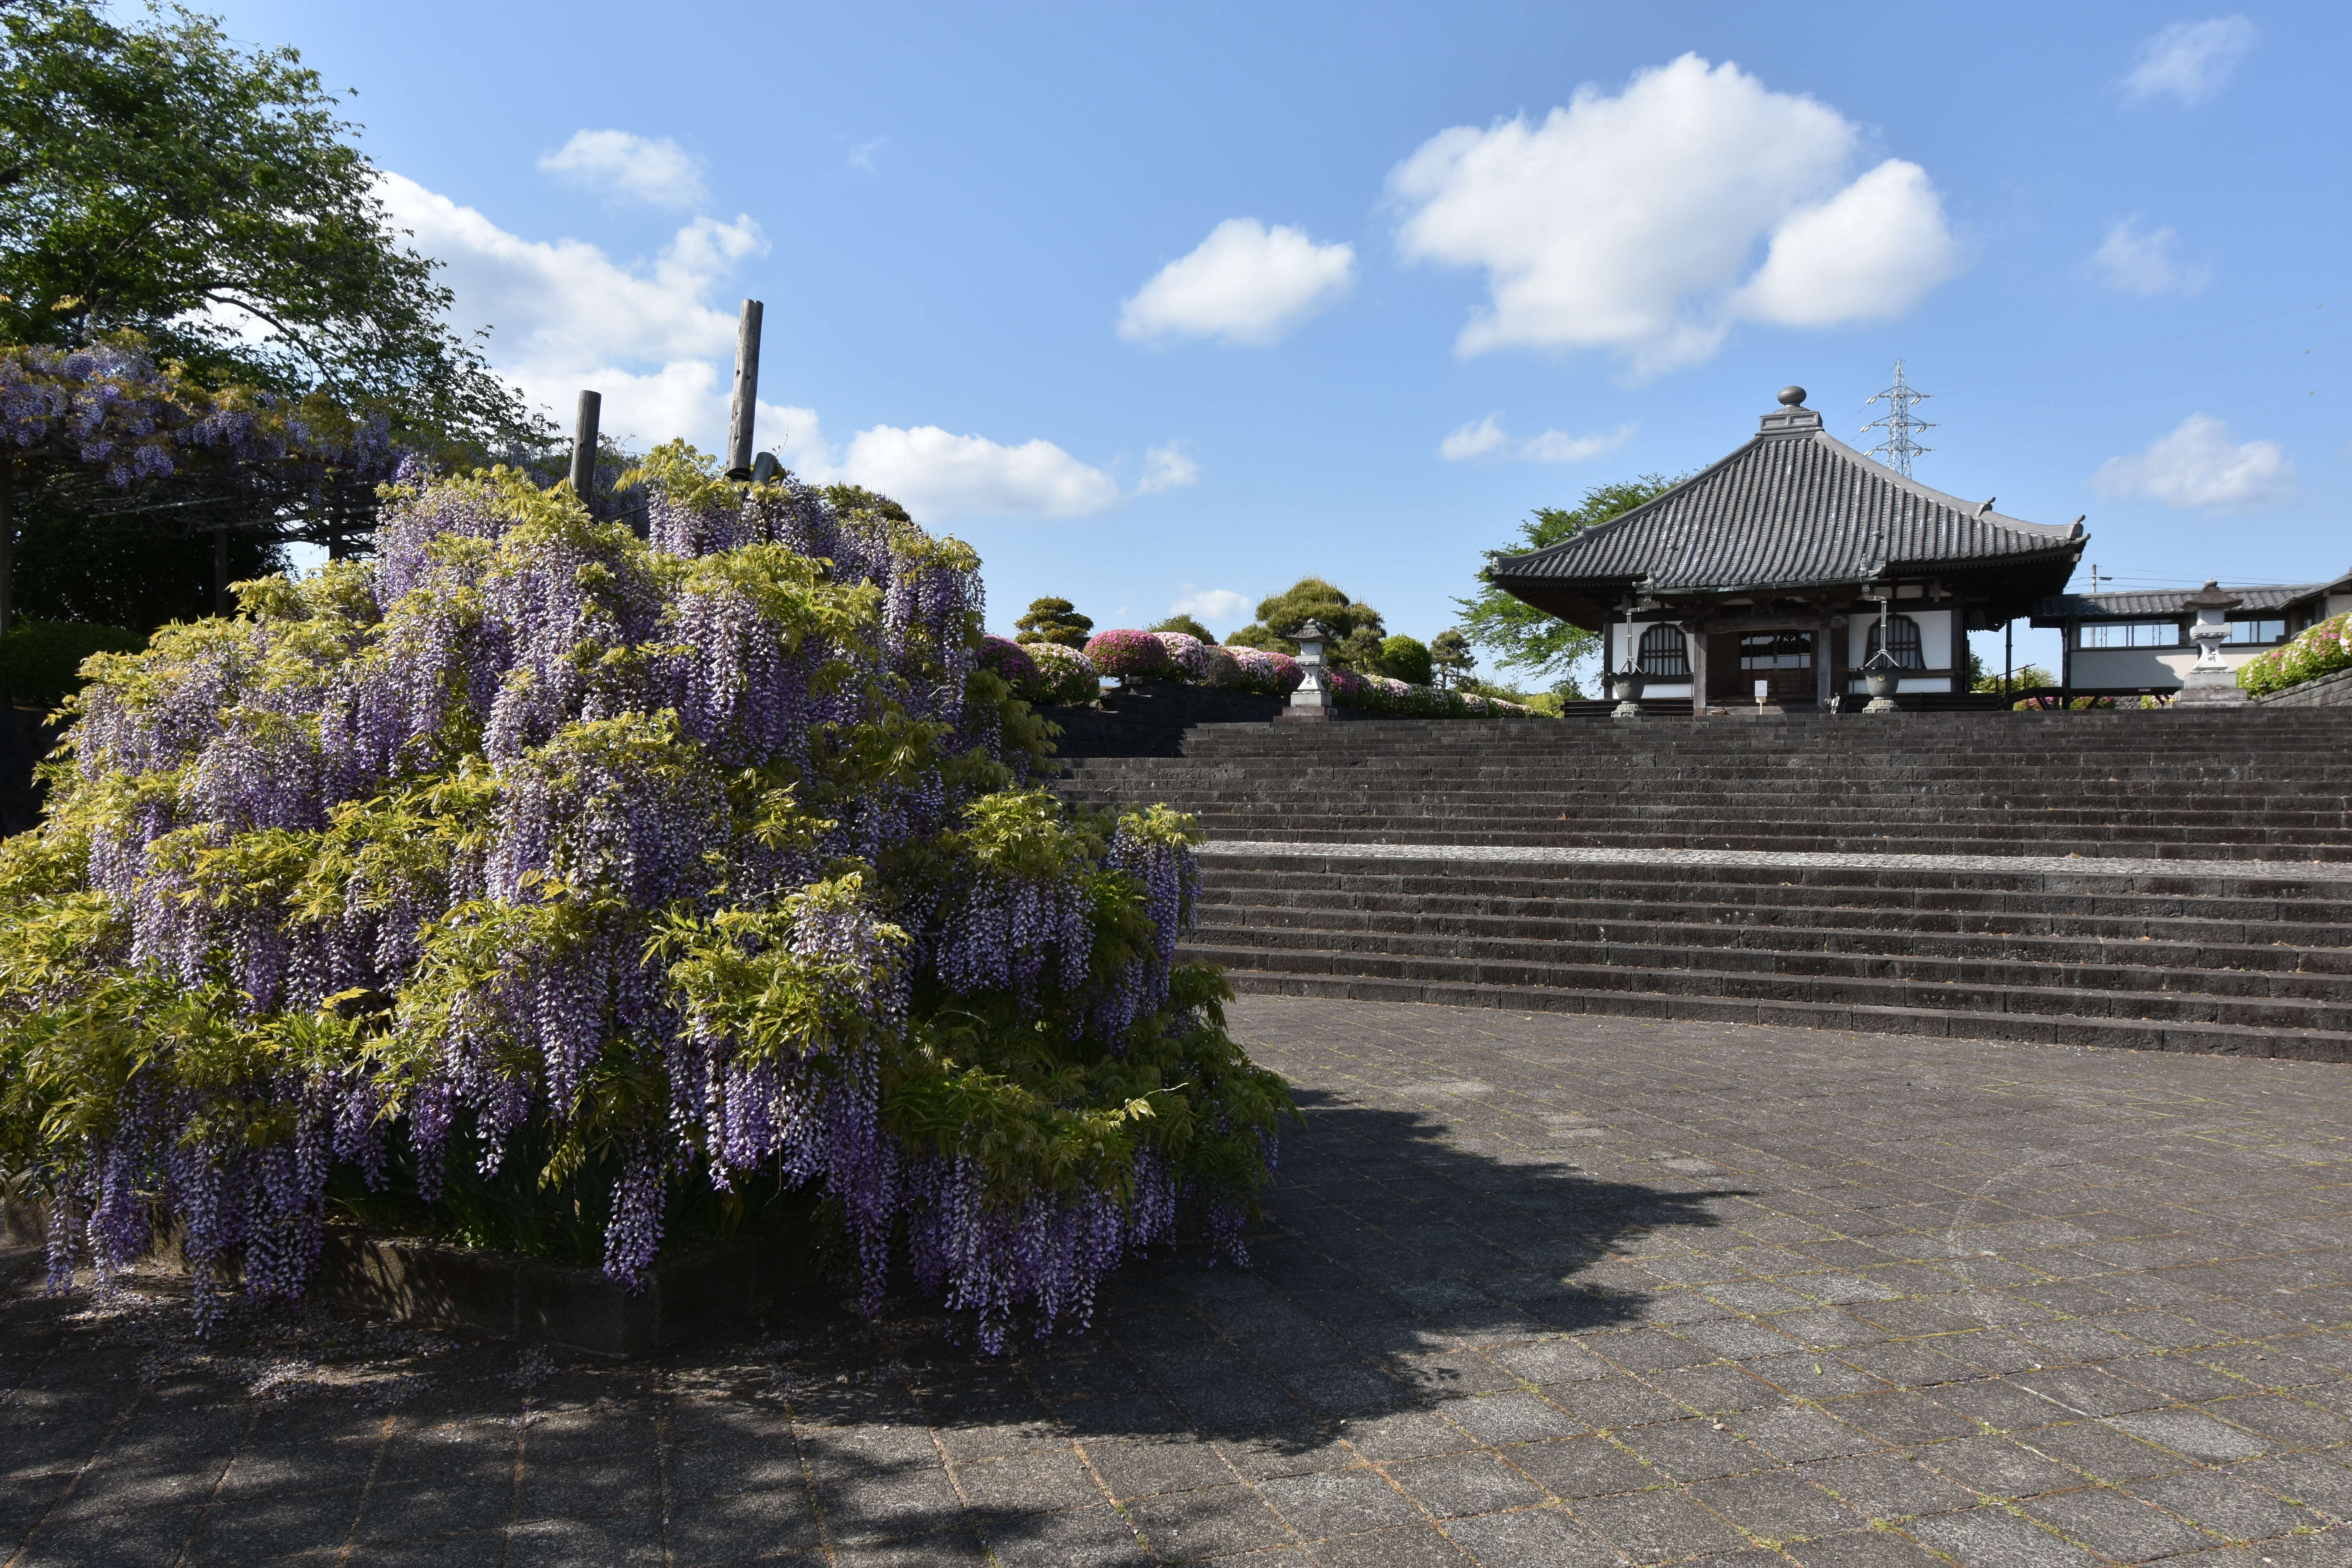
2029, 573, 2352, 697
1484, 387, 2088, 709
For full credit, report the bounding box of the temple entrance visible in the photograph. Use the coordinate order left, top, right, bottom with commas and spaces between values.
1709, 630, 1822, 704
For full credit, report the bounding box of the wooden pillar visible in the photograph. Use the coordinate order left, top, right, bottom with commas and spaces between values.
1949, 606, 1967, 693
571, 390, 603, 508
0, 458, 14, 637
1815, 615, 1833, 708
724, 300, 763, 480
1687, 619, 1709, 715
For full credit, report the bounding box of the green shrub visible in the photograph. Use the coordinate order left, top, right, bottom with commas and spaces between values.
1377, 635, 1433, 686
0, 620, 146, 710
2239, 613, 2352, 697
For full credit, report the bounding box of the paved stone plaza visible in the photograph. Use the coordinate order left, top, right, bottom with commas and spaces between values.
6, 996, 2351, 1566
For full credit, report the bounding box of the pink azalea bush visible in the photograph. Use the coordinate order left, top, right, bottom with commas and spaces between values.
1200, 645, 1245, 689
978, 634, 1038, 694
1084, 628, 1174, 681
1152, 632, 1213, 681
1024, 641, 1100, 705
1328, 668, 1534, 717
2239, 612, 2352, 697
1229, 648, 1302, 696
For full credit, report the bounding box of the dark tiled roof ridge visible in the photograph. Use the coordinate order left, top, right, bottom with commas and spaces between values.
1488, 426, 2085, 595
2032, 581, 2337, 619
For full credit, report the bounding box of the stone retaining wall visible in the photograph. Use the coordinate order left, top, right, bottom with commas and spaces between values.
2254, 664, 2352, 707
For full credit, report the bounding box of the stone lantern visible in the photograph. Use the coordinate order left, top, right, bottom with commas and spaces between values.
1284, 618, 1334, 721
2174, 581, 2249, 706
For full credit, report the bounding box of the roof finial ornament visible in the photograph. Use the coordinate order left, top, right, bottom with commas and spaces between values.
1777, 385, 1807, 407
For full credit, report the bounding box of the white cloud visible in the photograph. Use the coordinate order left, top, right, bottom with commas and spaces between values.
1388, 54, 1962, 374
1118, 218, 1355, 346
538, 129, 708, 208
1137, 442, 1202, 494
830, 426, 1121, 521
2088, 217, 2212, 296
1171, 588, 1254, 630
2092, 413, 2295, 510
1439, 414, 1510, 461
379, 170, 762, 444
848, 138, 887, 174
1439, 414, 1633, 463
1521, 423, 1637, 463
2122, 16, 2258, 106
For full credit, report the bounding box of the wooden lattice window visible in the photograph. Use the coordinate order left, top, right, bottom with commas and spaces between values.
1637, 624, 1690, 677
1864, 613, 1926, 669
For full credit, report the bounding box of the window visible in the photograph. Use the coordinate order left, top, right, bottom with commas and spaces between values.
2079, 621, 2179, 649
2225, 618, 2285, 644
1636, 624, 1690, 678
1863, 614, 1926, 669
1738, 631, 1811, 670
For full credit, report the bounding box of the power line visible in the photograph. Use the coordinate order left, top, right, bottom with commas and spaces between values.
1862, 360, 1934, 477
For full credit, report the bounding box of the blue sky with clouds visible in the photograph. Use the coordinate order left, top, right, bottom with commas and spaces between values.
218, 2, 2345, 682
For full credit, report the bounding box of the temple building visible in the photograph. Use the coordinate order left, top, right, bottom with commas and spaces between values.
1485, 387, 2087, 709
2030, 573, 2352, 697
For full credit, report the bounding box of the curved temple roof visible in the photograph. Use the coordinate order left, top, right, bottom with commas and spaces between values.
1487, 399, 2087, 628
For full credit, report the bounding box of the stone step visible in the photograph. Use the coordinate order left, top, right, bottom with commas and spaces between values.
1179, 826, 2352, 862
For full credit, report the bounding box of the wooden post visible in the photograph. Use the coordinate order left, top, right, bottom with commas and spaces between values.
725, 300, 763, 479
0, 459, 13, 638
1687, 619, 1709, 715
571, 390, 602, 507
1815, 615, 1833, 708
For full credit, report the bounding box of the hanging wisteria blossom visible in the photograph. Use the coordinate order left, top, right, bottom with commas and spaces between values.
0, 443, 1291, 1351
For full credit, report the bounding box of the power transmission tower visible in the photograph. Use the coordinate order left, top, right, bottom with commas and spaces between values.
1862, 360, 1934, 477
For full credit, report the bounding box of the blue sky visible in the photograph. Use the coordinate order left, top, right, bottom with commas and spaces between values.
218, 2, 2346, 684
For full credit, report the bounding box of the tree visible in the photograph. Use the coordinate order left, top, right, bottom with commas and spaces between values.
1227, 578, 1386, 671
1149, 613, 1214, 643
1013, 596, 1092, 648
1428, 628, 1475, 689
1378, 634, 1433, 686
0, 2, 535, 455
1454, 474, 1684, 685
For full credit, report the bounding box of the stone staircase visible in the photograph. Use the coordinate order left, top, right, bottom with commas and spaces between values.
1054, 710, 2352, 1061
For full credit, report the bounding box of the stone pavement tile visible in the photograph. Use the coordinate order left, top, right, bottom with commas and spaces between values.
2027, 1420, 2195, 1483
1593, 1327, 1722, 1372
1912, 1436, 2081, 1499
1786, 1529, 1950, 1566
10, 1505, 203, 1568
1931, 1379, 2073, 1435
1087, 1436, 1234, 1500
2109, 1354, 2251, 1404
1508, 1436, 1659, 1499
1285, 1363, 1414, 1419
1796, 1454, 1979, 1523
1214, 1428, 1350, 1483
1686, 1471, 1865, 1544
1621, 1419, 1778, 1481
2019, 1484, 2216, 1561
1547, 1376, 1686, 1432
1440, 1391, 1582, 1446
670, 1482, 824, 1563
1570, 1487, 1751, 1564
1386, 1452, 1546, 1519
1682, 1321, 1808, 1361
1838, 1342, 1979, 1392
1746, 1353, 1892, 1400
349, 1470, 517, 1543
830, 1527, 993, 1566
949, 1448, 1100, 1518
48, 1454, 230, 1521
931, 1410, 1065, 1463
1485, 1339, 1613, 1387
668, 1441, 811, 1499
1903, 1506, 2101, 1567
1651, 1366, 1785, 1415
2106, 1409, 2272, 1463
1828, 1392, 1983, 1447
213, 1433, 381, 1499
2127, 1470, 2329, 1543
2009, 1365, 2172, 1420
508, 1511, 665, 1566
1260, 1467, 1422, 1539
1765, 1312, 1891, 1352
1123, 1483, 1294, 1560
2229, 1451, 2352, 1518
182, 1490, 366, 1563
1334, 1410, 1477, 1465
1440, 1506, 1622, 1567
1308, 1522, 1468, 1567
1745, 1406, 1885, 1465
977, 1504, 1148, 1567
1387, 1352, 1521, 1401
812, 1463, 967, 1545
2209, 1393, 2352, 1449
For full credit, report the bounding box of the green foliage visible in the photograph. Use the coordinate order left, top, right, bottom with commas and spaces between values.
0, 1, 534, 454
1230, 579, 1387, 672
0, 618, 143, 709
1428, 628, 1475, 688
1149, 613, 1214, 643
1455, 475, 1683, 682
1376, 635, 1433, 686
2239, 613, 2352, 697
1970, 660, 2054, 694
1014, 596, 1093, 649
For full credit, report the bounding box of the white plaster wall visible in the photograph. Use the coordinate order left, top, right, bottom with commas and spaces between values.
1846, 607, 1955, 669
2072, 647, 2260, 688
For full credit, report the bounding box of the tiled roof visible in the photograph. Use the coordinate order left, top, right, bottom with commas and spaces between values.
1488, 409, 2085, 595
2031, 583, 2329, 620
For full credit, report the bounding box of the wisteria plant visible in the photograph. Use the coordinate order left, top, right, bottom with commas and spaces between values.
0, 444, 1292, 1351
